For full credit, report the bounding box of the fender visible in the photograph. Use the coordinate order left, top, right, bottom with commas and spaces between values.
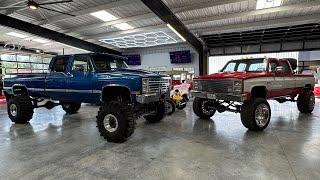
101, 84, 132, 103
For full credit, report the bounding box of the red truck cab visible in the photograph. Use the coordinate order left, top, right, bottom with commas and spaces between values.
192, 58, 315, 131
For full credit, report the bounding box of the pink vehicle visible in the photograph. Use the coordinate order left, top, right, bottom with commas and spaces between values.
192, 58, 315, 131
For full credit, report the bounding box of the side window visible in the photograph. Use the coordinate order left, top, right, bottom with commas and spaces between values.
248, 63, 265, 71
269, 62, 278, 72
224, 62, 236, 72
277, 61, 291, 73
72, 55, 92, 73
237, 63, 247, 71
52, 57, 69, 72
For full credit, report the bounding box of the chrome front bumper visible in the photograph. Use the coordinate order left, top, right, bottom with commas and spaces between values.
136, 91, 169, 104
191, 90, 247, 102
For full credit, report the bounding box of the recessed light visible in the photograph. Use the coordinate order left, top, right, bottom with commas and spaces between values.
90, 10, 118, 22
256, 0, 282, 9
6, 32, 29, 39
33, 38, 49, 43
167, 24, 186, 42
114, 23, 134, 30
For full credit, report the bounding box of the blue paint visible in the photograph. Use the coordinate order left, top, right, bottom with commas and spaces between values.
3, 53, 163, 104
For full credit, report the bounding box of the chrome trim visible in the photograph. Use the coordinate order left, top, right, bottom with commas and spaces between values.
191, 90, 247, 102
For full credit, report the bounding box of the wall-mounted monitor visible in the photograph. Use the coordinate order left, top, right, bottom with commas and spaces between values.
124, 54, 141, 65
170, 50, 191, 64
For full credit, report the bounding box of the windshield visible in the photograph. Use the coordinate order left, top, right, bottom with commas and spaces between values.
91, 55, 128, 72
221, 58, 267, 72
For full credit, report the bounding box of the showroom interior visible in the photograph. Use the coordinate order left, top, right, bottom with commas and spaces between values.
0, 0, 320, 179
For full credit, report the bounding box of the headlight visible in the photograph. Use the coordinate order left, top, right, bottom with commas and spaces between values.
142, 78, 149, 93
193, 80, 201, 91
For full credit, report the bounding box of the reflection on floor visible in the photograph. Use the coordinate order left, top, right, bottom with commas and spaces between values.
0, 99, 319, 179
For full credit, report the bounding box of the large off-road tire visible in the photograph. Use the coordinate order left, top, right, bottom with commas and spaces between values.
61, 102, 81, 114
297, 90, 315, 114
176, 98, 187, 110
144, 101, 166, 123
192, 97, 216, 119
166, 99, 176, 115
96, 101, 135, 143
240, 98, 271, 131
7, 96, 34, 124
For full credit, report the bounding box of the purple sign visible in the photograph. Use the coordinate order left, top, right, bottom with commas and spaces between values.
170, 50, 191, 64
124, 54, 141, 65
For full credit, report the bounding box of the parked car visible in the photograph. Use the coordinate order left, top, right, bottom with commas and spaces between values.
192, 58, 315, 131
3, 53, 170, 143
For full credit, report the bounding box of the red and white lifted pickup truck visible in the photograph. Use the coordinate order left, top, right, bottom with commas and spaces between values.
192, 58, 316, 131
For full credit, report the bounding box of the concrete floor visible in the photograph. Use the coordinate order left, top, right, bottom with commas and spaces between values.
0, 99, 319, 180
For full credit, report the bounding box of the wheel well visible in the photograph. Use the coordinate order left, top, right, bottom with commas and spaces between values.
101, 86, 131, 103
12, 85, 28, 96
251, 86, 267, 99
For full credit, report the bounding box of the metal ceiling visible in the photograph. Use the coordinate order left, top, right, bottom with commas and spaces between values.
0, 0, 320, 54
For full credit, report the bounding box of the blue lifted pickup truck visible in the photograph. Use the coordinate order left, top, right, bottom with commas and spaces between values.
3, 53, 170, 143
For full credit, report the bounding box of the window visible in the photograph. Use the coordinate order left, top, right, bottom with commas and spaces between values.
277, 61, 291, 73
269, 61, 278, 72
248, 63, 265, 71
224, 62, 236, 72
72, 55, 92, 72
91, 54, 128, 72
237, 63, 247, 71
52, 57, 69, 72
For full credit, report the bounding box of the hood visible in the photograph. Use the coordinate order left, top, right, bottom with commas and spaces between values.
96, 68, 164, 78
196, 71, 269, 80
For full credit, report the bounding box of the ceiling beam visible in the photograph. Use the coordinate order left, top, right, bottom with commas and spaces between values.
0, 14, 120, 55
63, 0, 246, 34
196, 14, 320, 36
140, 0, 203, 52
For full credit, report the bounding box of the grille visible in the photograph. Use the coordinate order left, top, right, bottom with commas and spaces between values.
148, 78, 170, 93
196, 80, 234, 93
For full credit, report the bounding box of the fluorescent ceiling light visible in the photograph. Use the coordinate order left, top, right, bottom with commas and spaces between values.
90, 10, 118, 22
33, 38, 49, 43
6, 32, 29, 39
114, 23, 134, 30
256, 0, 282, 9
167, 24, 186, 42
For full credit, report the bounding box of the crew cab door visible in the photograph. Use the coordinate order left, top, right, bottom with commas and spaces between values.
46, 56, 71, 100
65, 55, 94, 102
272, 60, 295, 97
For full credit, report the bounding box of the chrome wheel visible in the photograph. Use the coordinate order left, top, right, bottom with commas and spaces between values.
10, 104, 18, 117
103, 114, 118, 133
255, 104, 270, 127
201, 101, 215, 115
309, 94, 315, 111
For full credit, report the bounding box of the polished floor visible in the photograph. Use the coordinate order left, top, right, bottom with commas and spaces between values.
0, 99, 319, 180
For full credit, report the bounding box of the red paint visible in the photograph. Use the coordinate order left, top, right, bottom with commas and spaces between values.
315, 86, 320, 97
0, 96, 6, 104
195, 71, 272, 80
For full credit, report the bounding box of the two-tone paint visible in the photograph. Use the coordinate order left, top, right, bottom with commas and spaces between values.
193, 58, 315, 102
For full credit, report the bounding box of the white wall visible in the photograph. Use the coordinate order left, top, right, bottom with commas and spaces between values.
122, 43, 200, 75
209, 52, 299, 74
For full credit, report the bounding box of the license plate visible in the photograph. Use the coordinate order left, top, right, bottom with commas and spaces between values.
207, 93, 216, 99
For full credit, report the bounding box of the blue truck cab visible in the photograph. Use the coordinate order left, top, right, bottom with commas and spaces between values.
3, 53, 170, 143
